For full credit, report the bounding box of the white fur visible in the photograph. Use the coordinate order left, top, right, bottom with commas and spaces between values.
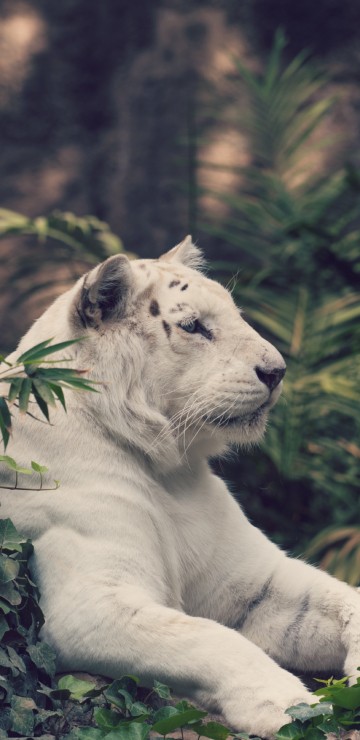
1, 242, 359, 738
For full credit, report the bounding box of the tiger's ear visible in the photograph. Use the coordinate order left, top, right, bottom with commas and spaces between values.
75, 254, 134, 328
160, 235, 204, 270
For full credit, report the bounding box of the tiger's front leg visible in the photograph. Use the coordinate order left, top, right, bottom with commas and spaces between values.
234, 553, 360, 682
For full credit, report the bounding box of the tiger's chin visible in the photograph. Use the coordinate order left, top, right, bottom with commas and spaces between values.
206, 403, 270, 447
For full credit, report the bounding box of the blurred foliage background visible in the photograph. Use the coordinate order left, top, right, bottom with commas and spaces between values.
0, 1, 359, 584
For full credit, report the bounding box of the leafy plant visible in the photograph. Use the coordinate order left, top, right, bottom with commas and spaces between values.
305, 526, 360, 586
0, 209, 126, 357
0, 518, 58, 738
276, 675, 360, 739
202, 30, 360, 564
0, 338, 98, 489
0, 209, 123, 264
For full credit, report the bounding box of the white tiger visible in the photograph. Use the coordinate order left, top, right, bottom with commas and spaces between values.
1, 238, 359, 738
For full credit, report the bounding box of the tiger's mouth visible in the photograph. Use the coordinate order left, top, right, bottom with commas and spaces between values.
204, 402, 268, 428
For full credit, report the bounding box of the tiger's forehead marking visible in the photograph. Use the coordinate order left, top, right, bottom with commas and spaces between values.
149, 299, 160, 316
169, 303, 191, 314
162, 320, 171, 338
133, 258, 235, 315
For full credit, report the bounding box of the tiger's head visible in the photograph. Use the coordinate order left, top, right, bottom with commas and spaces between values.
16, 238, 286, 470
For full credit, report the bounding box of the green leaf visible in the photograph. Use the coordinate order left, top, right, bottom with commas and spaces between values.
32, 378, 56, 407
0, 519, 24, 551
0, 397, 11, 432
0, 646, 14, 669
34, 707, 62, 728
285, 703, 333, 721
9, 695, 35, 736
16, 338, 54, 363
153, 680, 171, 699
18, 377, 32, 414
104, 683, 135, 711
129, 702, 150, 718
94, 707, 121, 731
8, 646, 26, 673
275, 721, 305, 740
32, 385, 49, 421
302, 729, 325, 740
317, 715, 343, 734
105, 722, 150, 740
152, 707, 179, 723
0, 455, 32, 475
46, 687, 72, 701
31, 461, 48, 474
57, 674, 97, 701
151, 707, 207, 734
0, 397, 11, 448
49, 382, 66, 410
191, 720, 231, 740
0, 596, 14, 613
27, 642, 57, 677
0, 614, 9, 640
18, 338, 83, 364
71, 729, 106, 739
0, 580, 21, 605
325, 685, 360, 710
7, 378, 22, 404
0, 553, 20, 583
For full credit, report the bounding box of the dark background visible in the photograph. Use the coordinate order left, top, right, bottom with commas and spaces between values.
1, 0, 360, 348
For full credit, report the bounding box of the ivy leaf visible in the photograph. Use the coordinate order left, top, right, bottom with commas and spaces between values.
0, 646, 14, 670
0, 596, 14, 613
104, 682, 135, 711
0, 553, 20, 584
152, 706, 179, 723
0, 455, 32, 475
57, 674, 97, 701
275, 720, 304, 740
105, 723, 150, 740
153, 680, 171, 699
0, 614, 9, 641
0, 580, 21, 605
8, 646, 26, 673
151, 707, 207, 734
27, 642, 57, 677
317, 716, 344, 734
94, 707, 121, 731
285, 703, 333, 721
191, 721, 231, 740
130, 702, 150, 718
31, 461, 49, 474
0, 519, 24, 552
71, 729, 106, 739
9, 695, 35, 736
69, 727, 105, 740
34, 708, 62, 728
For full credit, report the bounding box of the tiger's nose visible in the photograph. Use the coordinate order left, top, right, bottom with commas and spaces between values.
255, 365, 286, 391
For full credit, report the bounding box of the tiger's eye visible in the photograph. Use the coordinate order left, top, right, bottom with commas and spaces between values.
181, 320, 197, 333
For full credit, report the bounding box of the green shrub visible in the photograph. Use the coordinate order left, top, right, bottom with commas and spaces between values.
201, 31, 360, 569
